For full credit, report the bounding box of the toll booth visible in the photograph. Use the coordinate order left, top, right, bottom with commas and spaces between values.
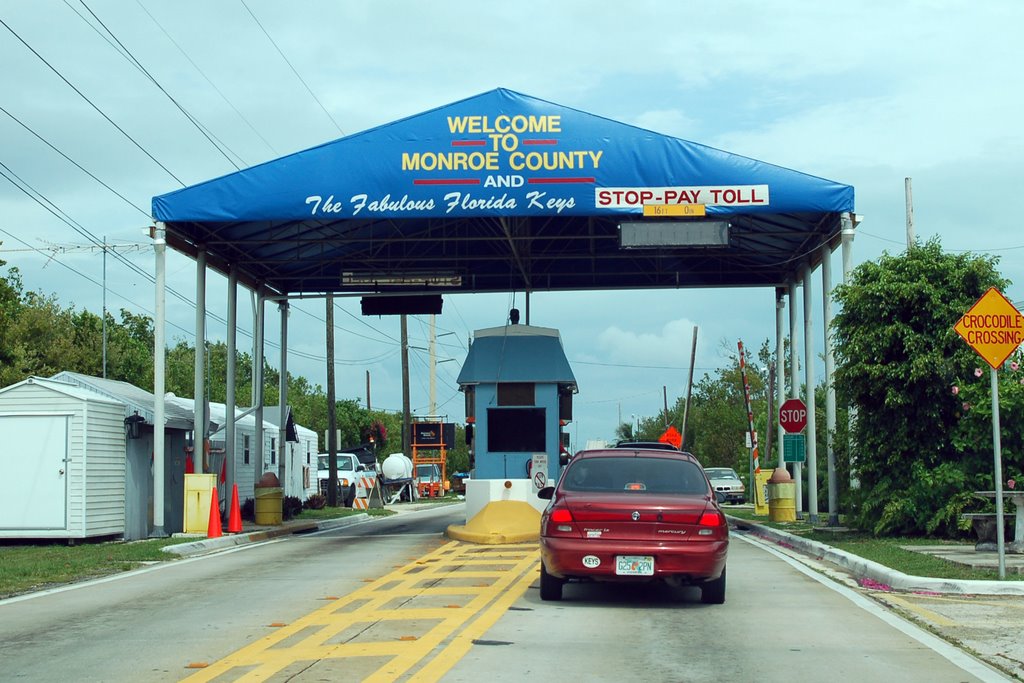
457, 322, 576, 516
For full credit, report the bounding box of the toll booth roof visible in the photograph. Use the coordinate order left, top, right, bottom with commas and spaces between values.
457, 324, 576, 390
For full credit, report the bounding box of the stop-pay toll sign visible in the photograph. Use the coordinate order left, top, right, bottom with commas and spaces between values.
779, 398, 807, 433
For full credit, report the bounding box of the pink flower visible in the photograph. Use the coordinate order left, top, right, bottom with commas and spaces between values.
1009, 479, 1017, 490
951, 385, 960, 396
963, 402, 971, 411
1012, 361, 1020, 372
974, 368, 984, 378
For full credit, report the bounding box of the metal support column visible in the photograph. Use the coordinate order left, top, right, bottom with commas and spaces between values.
822, 245, 838, 526
776, 288, 786, 470
788, 280, 802, 515
278, 301, 289, 492
226, 266, 237, 507
254, 289, 265, 480
841, 213, 859, 489
194, 249, 206, 473
803, 261, 818, 525
152, 223, 167, 537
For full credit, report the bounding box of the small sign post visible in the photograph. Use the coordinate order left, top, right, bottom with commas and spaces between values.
954, 287, 1024, 580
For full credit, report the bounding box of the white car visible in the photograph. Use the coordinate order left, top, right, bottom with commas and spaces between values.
703, 467, 746, 504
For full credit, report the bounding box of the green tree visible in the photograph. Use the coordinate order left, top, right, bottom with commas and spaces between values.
832, 238, 1008, 536
0, 260, 24, 385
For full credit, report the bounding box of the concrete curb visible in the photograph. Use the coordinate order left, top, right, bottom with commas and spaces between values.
729, 515, 1024, 596
163, 502, 462, 557
162, 515, 370, 556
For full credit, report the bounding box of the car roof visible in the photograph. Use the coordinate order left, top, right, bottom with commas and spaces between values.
573, 448, 700, 464
612, 440, 680, 451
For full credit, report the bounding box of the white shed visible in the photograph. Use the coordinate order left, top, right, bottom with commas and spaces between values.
0, 377, 127, 540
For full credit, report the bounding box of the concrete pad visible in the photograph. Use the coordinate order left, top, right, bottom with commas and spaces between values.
446, 500, 540, 544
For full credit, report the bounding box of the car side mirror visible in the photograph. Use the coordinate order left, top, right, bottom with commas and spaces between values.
537, 486, 555, 500
714, 490, 727, 504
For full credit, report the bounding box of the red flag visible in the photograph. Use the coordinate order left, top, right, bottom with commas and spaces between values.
659, 425, 682, 449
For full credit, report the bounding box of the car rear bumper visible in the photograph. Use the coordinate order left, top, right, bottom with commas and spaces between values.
541, 536, 728, 583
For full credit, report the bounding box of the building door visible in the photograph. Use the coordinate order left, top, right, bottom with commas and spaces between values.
0, 414, 69, 529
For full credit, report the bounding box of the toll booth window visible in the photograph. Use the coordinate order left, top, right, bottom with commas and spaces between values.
497, 382, 535, 406
487, 407, 546, 452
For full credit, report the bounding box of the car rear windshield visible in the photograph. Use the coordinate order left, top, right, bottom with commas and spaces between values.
562, 456, 708, 495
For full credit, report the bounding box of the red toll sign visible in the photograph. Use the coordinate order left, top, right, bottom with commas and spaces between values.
779, 398, 808, 434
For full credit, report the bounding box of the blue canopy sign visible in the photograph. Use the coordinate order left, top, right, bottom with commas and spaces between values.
153, 89, 852, 223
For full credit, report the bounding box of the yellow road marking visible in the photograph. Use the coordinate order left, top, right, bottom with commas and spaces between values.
883, 594, 958, 627
184, 540, 539, 683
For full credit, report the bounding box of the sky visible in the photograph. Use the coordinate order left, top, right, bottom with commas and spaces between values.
2, 1, 1024, 450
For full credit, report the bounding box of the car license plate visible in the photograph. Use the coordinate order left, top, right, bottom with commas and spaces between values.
615, 555, 654, 576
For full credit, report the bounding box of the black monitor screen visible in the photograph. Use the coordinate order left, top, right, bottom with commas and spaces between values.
486, 408, 546, 452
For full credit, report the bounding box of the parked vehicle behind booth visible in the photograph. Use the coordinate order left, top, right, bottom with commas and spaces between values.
317, 453, 362, 506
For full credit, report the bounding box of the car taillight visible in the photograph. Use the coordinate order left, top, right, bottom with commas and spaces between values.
544, 507, 578, 537
698, 510, 723, 527
551, 508, 573, 524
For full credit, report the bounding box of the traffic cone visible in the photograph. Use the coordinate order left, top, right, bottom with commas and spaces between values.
227, 483, 242, 534
207, 487, 223, 538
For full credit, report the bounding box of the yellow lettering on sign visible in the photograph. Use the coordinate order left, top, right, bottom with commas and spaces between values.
446, 115, 562, 135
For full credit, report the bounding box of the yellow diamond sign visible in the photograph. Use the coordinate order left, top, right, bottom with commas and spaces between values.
954, 287, 1024, 369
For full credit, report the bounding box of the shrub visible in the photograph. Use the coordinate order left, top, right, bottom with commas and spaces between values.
305, 493, 327, 510
241, 497, 255, 522
283, 496, 303, 520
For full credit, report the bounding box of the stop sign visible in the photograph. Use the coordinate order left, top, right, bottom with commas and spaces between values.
779, 398, 807, 433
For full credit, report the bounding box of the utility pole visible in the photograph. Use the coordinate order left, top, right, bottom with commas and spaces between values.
681, 326, 698, 449
401, 314, 411, 458
429, 314, 437, 417
326, 295, 338, 507
102, 237, 107, 378
905, 177, 914, 249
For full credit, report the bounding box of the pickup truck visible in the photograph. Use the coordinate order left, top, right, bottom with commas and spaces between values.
317, 453, 364, 506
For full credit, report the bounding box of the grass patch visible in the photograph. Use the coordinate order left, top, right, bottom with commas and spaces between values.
727, 508, 1020, 581
296, 505, 401, 521
0, 537, 194, 599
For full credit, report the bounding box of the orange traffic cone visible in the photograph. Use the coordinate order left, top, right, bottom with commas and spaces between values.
227, 483, 242, 534
207, 487, 223, 538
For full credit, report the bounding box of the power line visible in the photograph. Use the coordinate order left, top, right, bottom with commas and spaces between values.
134, 0, 280, 158
0, 15, 185, 186
239, 0, 345, 136
74, 0, 244, 171
0, 105, 151, 218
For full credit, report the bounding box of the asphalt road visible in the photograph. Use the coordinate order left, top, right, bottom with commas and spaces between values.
0, 505, 1017, 682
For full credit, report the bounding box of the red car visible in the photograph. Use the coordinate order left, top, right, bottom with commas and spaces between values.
538, 447, 729, 604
